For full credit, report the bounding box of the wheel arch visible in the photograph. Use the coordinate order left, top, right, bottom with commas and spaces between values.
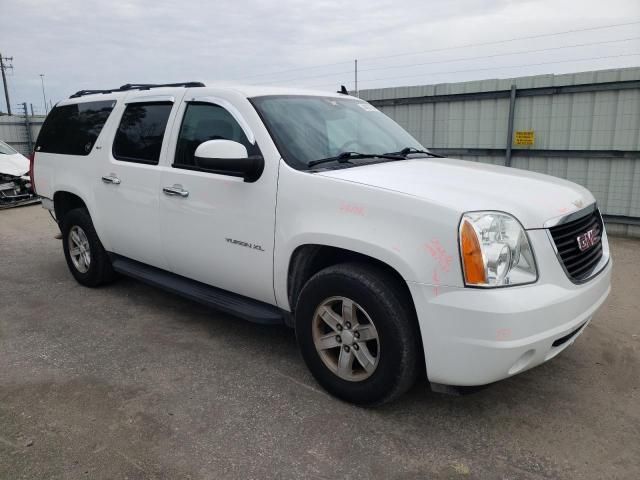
53, 190, 89, 223
53, 188, 112, 256
287, 243, 416, 319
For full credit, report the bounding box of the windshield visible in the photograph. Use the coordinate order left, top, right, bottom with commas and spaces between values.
0, 140, 18, 155
250, 95, 425, 170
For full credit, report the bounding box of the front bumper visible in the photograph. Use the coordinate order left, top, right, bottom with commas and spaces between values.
408, 229, 612, 386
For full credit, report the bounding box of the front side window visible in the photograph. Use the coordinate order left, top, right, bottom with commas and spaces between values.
250, 95, 424, 170
174, 102, 257, 169
36, 100, 115, 156
113, 102, 173, 164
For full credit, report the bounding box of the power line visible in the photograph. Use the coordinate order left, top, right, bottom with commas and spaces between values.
234, 20, 640, 81
360, 21, 640, 63
358, 36, 640, 74
306, 52, 640, 89
255, 36, 640, 85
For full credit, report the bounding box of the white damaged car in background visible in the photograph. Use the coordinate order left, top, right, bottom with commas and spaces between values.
0, 140, 39, 209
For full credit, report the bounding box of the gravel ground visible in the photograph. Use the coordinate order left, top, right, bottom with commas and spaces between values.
1, 205, 639, 480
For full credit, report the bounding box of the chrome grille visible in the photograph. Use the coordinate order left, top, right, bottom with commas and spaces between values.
549, 207, 604, 281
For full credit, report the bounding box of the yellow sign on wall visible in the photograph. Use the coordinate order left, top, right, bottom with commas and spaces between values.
514, 130, 535, 146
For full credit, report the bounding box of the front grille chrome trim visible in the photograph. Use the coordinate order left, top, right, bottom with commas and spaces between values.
547, 206, 608, 284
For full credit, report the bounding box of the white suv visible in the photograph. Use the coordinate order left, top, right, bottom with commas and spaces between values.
32, 82, 611, 405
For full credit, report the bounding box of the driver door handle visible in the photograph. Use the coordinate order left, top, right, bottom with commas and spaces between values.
101, 175, 121, 185
163, 186, 189, 198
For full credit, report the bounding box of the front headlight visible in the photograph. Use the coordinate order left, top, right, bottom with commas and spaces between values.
459, 211, 537, 287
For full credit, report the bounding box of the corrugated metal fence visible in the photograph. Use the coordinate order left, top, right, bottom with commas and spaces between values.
359, 67, 640, 237
0, 113, 45, 156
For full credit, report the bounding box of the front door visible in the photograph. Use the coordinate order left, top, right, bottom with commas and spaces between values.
158, 96, 278, 304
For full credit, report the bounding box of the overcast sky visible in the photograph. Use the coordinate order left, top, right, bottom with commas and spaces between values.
1, 0, 639, 114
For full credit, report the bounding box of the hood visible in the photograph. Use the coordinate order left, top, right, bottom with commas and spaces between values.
0, 152, 30, 177
316, 157, 595, 229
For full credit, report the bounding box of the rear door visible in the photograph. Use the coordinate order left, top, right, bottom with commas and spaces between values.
158, 94, 278, 304
94, 92, 185, 269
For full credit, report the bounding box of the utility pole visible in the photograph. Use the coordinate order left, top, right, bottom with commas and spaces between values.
354, 59, 358, 98
0, 52, 14, 115
40, 74, 48, 114
18, 102, 33, 153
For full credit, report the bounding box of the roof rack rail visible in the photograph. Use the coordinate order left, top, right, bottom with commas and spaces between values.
69, 82, 205, 99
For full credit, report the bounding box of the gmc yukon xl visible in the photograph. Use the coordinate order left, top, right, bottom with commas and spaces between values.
32, 82, 612, 405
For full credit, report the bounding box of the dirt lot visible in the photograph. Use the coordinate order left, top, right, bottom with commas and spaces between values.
1, 205, 639, 480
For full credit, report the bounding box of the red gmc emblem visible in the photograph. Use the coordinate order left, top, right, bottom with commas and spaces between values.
576, 228, 599, 252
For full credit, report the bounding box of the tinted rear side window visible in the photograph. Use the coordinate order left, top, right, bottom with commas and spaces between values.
36, 100, 115, 156
112, 102, 173, 164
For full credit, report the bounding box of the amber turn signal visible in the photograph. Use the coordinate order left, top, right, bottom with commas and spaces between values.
460, 219, 487, 285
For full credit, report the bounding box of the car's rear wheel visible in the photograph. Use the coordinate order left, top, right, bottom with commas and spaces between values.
295, 262, 421, 406
61, 208, 116, 287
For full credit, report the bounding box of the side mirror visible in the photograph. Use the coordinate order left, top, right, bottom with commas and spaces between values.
194, 140, 264, 183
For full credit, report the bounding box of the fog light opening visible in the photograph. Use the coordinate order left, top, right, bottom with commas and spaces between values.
508, 349, 536, 375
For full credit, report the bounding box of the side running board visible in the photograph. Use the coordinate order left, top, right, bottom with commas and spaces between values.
110, 255, 284, 325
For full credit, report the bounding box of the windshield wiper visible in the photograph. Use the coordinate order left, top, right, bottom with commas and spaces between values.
385, 147, 444, 158
308, 151, 404, 168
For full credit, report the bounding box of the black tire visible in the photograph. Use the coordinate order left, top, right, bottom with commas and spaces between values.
61, 208, 117, 287
295, 262, 421, 406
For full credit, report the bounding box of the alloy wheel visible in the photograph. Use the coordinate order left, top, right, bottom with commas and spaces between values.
312, 296, 380, 381
68, 225, 91, 273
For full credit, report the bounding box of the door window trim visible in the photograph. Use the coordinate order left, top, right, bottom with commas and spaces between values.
171, 99, 261, 174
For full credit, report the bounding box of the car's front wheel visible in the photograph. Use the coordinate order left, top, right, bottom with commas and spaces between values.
295, 263, 421, 406
61, 208, 116, 287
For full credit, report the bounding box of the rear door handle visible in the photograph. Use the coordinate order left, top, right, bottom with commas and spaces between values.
101, 175, 121, 185
163, 186, 189, 198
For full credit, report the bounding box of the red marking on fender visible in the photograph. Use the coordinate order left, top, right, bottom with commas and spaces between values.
496, 328, 512, 341
339, 203, 365, 216
424, 239, 453, 272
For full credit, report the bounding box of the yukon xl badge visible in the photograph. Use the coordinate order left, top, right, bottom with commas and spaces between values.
576, 228, 599, 252
225, 238, 264, 252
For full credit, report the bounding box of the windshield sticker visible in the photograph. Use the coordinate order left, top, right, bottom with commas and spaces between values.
357, 103, 377, 112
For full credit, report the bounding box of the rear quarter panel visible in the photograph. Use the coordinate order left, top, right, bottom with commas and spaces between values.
34, 96, 122, 250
